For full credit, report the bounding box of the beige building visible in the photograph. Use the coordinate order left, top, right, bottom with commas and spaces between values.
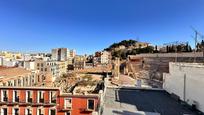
24, 58, 67, 82
74, 55, 86, 70
100, 51, 110, 64
67, 49, 76, 58
133, 42, 150, 49
0, 51, 22, 60
0, 67, 43, 87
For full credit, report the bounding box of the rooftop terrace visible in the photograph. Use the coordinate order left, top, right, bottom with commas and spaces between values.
0, 66, 31, 77
103, 88, 202, 115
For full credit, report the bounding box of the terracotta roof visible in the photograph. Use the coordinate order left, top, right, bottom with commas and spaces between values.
0, 67, 31, 77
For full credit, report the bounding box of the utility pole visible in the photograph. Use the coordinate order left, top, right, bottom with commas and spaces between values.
194, 31, 198, 62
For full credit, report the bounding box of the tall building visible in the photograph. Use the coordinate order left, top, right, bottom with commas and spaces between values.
52, 48, 67, 61
67, 49, 76, 58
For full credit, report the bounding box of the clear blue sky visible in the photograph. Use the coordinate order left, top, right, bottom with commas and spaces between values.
0, 0, 204, 54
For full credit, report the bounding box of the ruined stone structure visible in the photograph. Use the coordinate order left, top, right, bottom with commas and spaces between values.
126, 52, 204, 82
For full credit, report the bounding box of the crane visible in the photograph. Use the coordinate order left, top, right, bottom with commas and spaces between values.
191, 26, 204, 61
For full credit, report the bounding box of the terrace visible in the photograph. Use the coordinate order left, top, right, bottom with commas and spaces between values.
103, 88, 202, 115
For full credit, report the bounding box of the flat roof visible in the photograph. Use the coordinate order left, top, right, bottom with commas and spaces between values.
0, 86, 60, 90
0, 67, 31, 77
103, 88, 201, 115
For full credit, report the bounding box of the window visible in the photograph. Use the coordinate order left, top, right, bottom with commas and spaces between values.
13, 90, 19, 102
49, 109, 56, 115
18, 79, 21, 86
26, 90, 33, 103
1, 108, 7, 115
87, 99, 95, 110
1, 90, 8, 102
37, 108, 44, 115
14, 80, 17, 86
8, 81, 12, 86
42, 75, 46, 81
50, 91, 56, 104
65, 111, 71, 115
13, 108, 19, 115
38, 91, 44, 103
25, 108, 32, 115
64, 98, 72, 109
37, 63, 40, 67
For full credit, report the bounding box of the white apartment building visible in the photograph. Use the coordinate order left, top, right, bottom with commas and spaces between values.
163, 62, 204, 113
0, 58, 18, 67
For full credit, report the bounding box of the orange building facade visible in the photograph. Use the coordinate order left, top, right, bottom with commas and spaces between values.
0, 87, 100, 115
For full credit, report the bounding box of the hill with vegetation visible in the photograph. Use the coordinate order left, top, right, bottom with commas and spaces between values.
104, 39, 154, 60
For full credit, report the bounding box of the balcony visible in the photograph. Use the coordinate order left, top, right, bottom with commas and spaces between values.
79, 108, 94, 112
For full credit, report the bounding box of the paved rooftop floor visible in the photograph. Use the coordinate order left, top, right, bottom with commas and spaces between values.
103, 88, 201, 115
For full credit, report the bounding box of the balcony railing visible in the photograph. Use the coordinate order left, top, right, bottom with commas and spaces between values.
79, 108, 94, 112
57, 106, 72, 112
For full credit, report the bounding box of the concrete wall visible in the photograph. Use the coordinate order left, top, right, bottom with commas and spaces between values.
163, 62, 204, 112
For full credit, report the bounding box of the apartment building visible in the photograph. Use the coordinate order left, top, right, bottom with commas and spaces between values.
47, 61, 67, 78
67, 58, 74, 65
73, 55, 86, 70
0, 67, 41, 87
0, 58, 19, 67
0, 87, 100, 115
0, 51, 22, 60
52, 48, 67, 61
67, 49, 76, 58
94, 51, 110, 66
99, 51, 110, 64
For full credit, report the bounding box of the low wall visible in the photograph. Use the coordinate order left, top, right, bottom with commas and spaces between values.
163, 62, 204, 113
